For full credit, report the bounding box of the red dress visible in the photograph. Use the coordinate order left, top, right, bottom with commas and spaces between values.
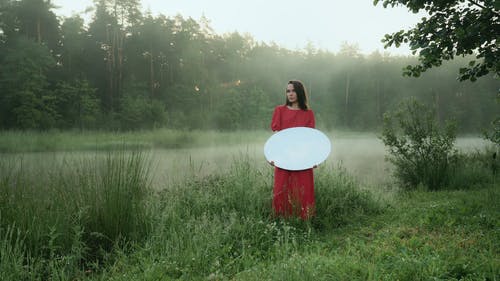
270, 105, 316, 219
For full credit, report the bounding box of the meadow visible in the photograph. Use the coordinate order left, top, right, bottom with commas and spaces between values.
0, 130, 498, 280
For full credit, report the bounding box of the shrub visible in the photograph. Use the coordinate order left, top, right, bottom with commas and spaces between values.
483, 116, 499, 146
448, 147, 499, 189
380, 98, 457, 190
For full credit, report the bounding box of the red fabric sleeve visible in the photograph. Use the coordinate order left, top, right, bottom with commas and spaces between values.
307, 110, 315, 128
271, 106, 281, 131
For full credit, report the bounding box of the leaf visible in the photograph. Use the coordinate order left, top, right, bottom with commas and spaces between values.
376, 0, 498, 82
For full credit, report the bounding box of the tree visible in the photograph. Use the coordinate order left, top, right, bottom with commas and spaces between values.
338, 43, 362, 127
0, 0, 13, 42
0, 37, 57, 129
126, 14, 173, 99
53, 79, 100, 129
374, 0, 499, 81
9, 0, 60, 50
60, 16, 88, 79
88, 0, 142, 112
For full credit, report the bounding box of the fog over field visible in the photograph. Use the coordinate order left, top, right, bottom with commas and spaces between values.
2, 133, 489, 188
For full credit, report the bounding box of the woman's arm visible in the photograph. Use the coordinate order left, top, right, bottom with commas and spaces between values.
271, 106, 281, 131
307, 110, 316, 128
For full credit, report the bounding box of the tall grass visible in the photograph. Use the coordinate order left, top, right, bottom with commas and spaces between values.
93, 158, 382, 280
1, 147, 497, 280
0, 150, 152, 280
1, 151, 381, 280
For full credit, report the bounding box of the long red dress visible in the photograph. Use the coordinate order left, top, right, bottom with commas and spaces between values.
270, 105, 316, 219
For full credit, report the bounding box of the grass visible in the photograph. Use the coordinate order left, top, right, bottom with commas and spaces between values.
0, 128, 388, 153
0, 150, 152, 280
0, 129, 271, 153
88, 158, 385, 281
0, 131, 497, 280
94, 182, 498, 281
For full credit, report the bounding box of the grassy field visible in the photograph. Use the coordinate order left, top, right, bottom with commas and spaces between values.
0, 129, 272, 153
0, 130, 498, 280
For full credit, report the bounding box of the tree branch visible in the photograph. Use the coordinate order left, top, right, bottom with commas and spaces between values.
467, 0, 487, 10
467, 0, 500, 16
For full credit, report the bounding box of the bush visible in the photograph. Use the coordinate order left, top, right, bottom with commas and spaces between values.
448, 148, 499, 189
483, 116, 499, 146
380, 98, 457, 190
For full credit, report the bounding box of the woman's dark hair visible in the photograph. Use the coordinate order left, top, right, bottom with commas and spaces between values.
285, 80, 310, 110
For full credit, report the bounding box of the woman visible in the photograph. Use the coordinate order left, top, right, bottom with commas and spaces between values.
269, 80, 316, 219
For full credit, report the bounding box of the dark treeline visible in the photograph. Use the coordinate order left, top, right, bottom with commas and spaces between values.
0, 0, 497, 132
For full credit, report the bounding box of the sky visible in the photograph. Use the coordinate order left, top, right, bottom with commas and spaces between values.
51, 0, 426, 55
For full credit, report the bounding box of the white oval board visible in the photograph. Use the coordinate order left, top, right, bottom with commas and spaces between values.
264, 127, 331, 171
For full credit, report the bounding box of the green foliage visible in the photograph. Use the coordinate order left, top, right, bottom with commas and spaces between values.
120, 95, 167, 130
313, 165, 383, 229
381, 98, 457, 190
1, 136, 498, 279
95, 158, 381, 279
0, 150, 152, 279
94, 166, 499, 280
0, 225, 30, 281
3, 0, 60, 49
0, 151, 382, 279
374, 0, 499, 81
0, 36, 57, 129
60, 16, 89, 79
448, 147, 499, 189
484, 116, 500, 146
235, 187, 499, 281
214, 89, 244, 130
0, 0, 497, 132
53, 79, 100, 129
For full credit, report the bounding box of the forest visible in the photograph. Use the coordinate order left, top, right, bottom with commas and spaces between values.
0, 0, 497, 132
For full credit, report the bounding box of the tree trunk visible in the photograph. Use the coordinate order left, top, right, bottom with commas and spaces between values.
106, 24, 113, 111
118, 29, 123, 103
309, 80, 312, 102
150, 42, 155, 99
344, 73, 350, 127
37, 17, 41, 43
434, 90, 441, 124
377, 80, 381, 121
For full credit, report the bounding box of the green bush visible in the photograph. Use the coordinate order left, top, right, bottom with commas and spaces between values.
484, 116, 499, 146
448, 147, 499, 189
380, 98, 457, 190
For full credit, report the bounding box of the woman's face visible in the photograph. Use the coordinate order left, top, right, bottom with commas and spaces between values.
286, 84, 297, 104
